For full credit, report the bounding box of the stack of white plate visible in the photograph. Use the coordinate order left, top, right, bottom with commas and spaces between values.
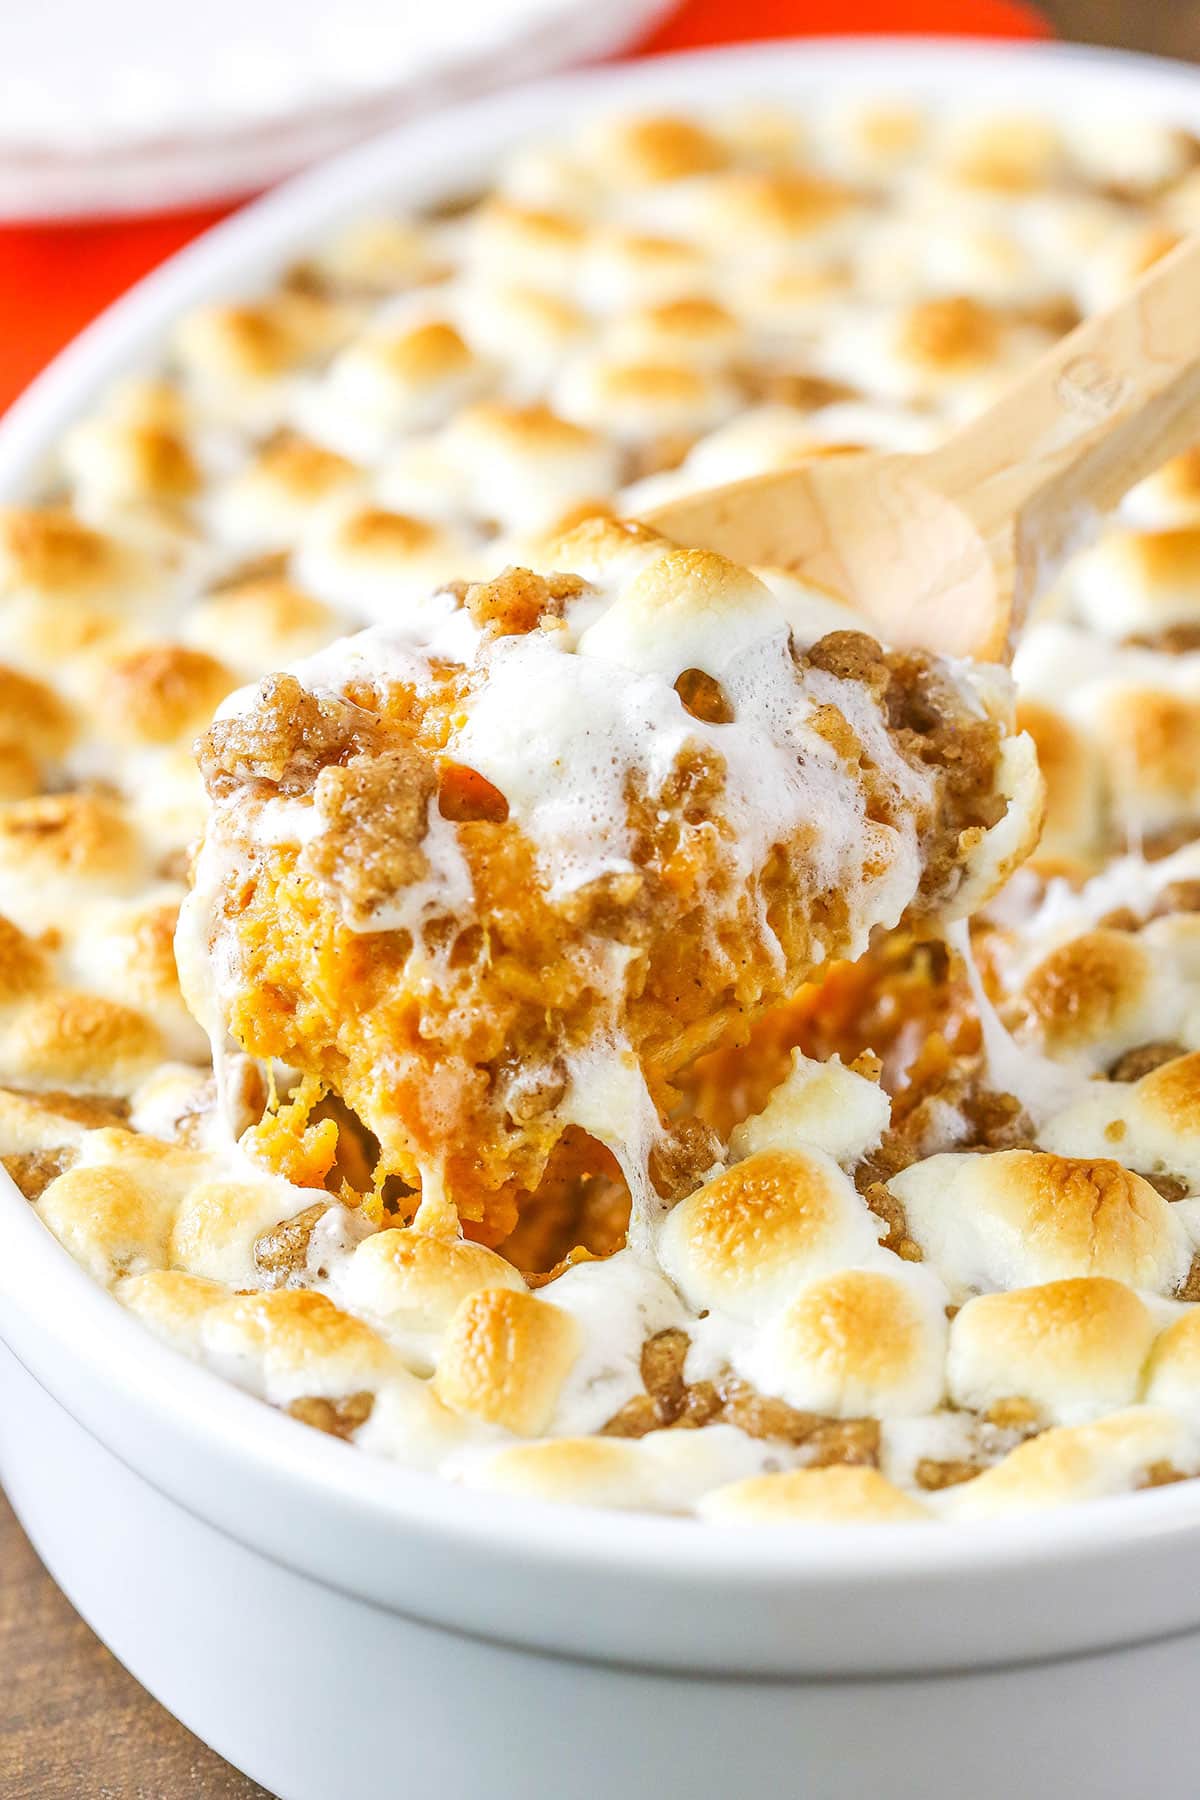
0, 0, 671, 219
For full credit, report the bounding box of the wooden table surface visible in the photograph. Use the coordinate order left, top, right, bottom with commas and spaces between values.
2, 5, 1197, 1795
0, 1488, 270, 1799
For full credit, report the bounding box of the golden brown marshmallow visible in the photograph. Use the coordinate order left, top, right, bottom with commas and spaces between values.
891, 1150, 1192, 1296
658, 1149, 884, 1323
755, 1267, 947, 1417
342, 1228, 526, 1336
699, 1464, 930, 1525
947, 1278, 1157, 1427
433, 1287, 581, 1435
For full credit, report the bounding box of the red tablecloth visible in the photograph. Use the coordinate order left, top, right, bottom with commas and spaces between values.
0, 0, 1048, 414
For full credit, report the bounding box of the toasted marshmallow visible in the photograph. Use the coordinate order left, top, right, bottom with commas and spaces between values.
90, 643, 236, 748
657, 1148, 884, 1323
174, 293, 349, 427
1088, 686, 1200, 834
1066, 118, 1195, 194
1020, 928, 1174, 1069
947, 1277, 1156, 1426
581, 114, 729, 185
185, 576, 341, 680
440, 402, 620, 535
0, 1086, 91, 1162
456, 285, 586, 383
584, 229, 715, 311
434, 1288, 581, 1435
468, 199, 589, 295
1143, 1308, 1200, 1415
699, 1463, 930, 1525
749, 1265, 947, 1418
169, 1176, 308, 1287
1042, 1050, 1200, 1193
605, 298, 742, 370
946, 1407, 1197, 1519
306, 320, 491, 459
305, 215, 439, 294
1123, 451, 1200, 532
465, 1423, 765, 1512
730, 1049, 890, 1167
0, 793, 149, 927
206, 435, 361, 554
35, 1129, 206, 1286
820, 97, 926, 180
891, 1150, 1193, 1296
0, 664, 76, 773
937, 113, 1064, 194
0, 504, 157, 666
1071, 527, 1200, 638
199, 1287, 404, 1404
576, 545, 784, 679
817, 296, 1049, 417
0, 504, 147, 609
1015, 700, 1103, 864
118, 1267, 228, 1348
294, 503, 477, 623
342, 1228, 525, 1336
554, 353, 738, 444
0, 916, 50, 1004
63, 893, 205, 1064
682, 170, 860, 260
62, 418, 199, 514
2, 988, 164, 1094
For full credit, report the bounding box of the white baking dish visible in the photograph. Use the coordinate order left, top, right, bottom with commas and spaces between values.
5, 38, 1200, 1800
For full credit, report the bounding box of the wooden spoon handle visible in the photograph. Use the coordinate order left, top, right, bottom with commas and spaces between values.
920, 234, 1200, 627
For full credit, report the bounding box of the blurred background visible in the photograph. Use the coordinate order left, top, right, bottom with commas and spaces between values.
1, 0, 1189, 414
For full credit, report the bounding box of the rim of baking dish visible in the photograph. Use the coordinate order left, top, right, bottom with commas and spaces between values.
5, 36, 1200, 1591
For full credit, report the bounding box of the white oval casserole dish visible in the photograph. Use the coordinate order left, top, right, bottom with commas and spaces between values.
5, 37, 1200, 1800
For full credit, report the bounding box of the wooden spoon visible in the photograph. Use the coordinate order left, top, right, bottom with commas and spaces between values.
643, 236, 1200, 663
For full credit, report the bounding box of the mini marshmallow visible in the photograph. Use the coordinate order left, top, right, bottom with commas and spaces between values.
947, 1277, 1156, 1426
658, 1148, 885, 1323
293, 502, 478, 624
729, 1049, 890, 1167
464, 1422, 767, 1513
1070, 527, 1200, 638
184, 577, 342, 680
1019, 928, 1176, 1070
1014, 700, 1103, 865
576, 545, 785, 679
35, 1130, 208, 1286
433, 1288, 581, 1435
699, 1463, 930, 1524
1042, 1050, 1200, 1192
1143, 1307, 1200, 1416
341, 1228, 525, 1336
891, 1150, 1193, 1297
945, 1406, 1197, 1520
748, 1264, 948, 1418
1123, 451, 1200, 532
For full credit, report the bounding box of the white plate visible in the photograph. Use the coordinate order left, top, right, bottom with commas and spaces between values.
0, 0, 670, 221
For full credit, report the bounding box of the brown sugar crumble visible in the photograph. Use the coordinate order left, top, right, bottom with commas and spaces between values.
288, 1391, 375, 1440
254, 1201, 329, 1286
601, 1338, 881, 1465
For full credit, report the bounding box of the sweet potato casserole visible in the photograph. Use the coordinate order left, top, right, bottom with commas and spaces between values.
6, 95, 1200, 1522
